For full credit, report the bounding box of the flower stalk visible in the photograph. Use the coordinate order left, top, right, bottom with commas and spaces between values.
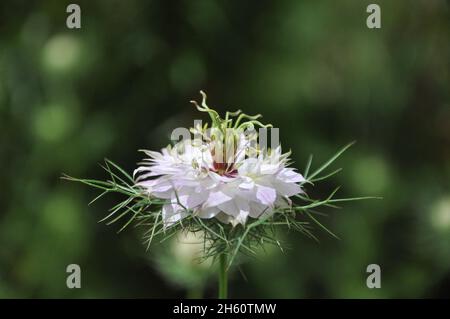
218, 253, 228, 299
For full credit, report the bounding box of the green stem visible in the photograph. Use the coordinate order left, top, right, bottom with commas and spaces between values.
218, 254, 228, 299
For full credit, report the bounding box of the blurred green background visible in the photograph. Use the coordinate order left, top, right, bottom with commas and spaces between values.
1, 0, 449, 298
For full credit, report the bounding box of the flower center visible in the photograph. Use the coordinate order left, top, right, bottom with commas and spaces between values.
212, 160, 238, 177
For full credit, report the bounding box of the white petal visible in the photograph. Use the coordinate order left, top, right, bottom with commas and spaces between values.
260, 163, 279, 175
234, 198, 250, 225
162, 204, 187, 227
249, 201, 268, 218
218, 200, 239, 217
197, 206, 219, 219
273, 181, 302, 197
278, 169, 305, 183
204, 191, 232, 207
186, 191, 208, 208
215, 212, 233, 224
239, 177, 255, 190
256, 185, 276, 206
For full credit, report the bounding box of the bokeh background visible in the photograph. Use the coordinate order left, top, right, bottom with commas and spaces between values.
1, 0, 449, 298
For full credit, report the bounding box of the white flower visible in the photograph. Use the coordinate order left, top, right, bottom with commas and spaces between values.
134, 131, 305, 227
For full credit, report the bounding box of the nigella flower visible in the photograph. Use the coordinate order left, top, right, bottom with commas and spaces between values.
64, 90, 377, 299
134, 132, 305, 227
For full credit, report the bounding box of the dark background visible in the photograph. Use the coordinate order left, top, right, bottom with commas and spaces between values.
0, 0, 449, 298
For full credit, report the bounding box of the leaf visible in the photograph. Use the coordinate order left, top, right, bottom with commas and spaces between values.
308, 142, 355, 180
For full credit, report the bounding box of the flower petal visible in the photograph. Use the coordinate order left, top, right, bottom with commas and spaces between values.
256, 184, 276, 206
